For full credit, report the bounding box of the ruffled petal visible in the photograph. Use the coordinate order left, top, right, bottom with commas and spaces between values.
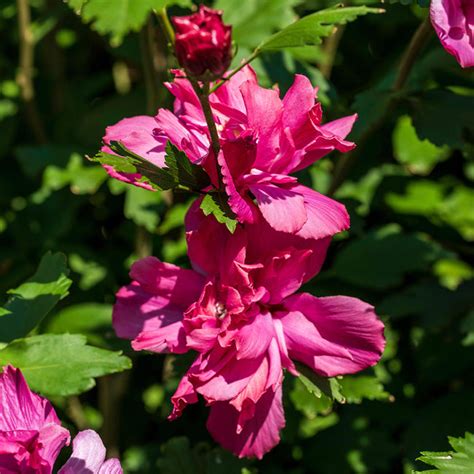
207, 384, 285, 459
292, 185, 350, 240
278, 293, 385, 376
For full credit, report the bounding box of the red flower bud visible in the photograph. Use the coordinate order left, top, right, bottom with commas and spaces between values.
172, 6, 232, 80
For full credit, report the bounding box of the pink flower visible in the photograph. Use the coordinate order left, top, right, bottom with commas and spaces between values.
172, 6, 233, 80
430, 0, 474, 68
113, 206, 385, 459
0, 365, 70, 473
59, 430, 122, 474
102, 67, 355, 240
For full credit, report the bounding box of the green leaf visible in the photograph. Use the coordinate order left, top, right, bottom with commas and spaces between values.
295, 363, 345, 403
67, 0, 192, 45
216, 0, 302, 49
45, 303, 112, 335
124, 186, 162, 232
69, 254, 107, 290
0, 253, 72, 343
200, 193, 238, 233
410, 90, 474, 148
415, 432, 474, 473
93, 141, 210, 193
164, 142, 210, 192
110, 141, 177, 190
338, 376, 391, 404
258, 6, 383, 51
393, 116, 450, 175
0, 334, 131, 396
330, 225, 446, 289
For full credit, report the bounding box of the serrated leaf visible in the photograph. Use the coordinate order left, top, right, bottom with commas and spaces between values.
67, 0, 192, 45
258, 6, 383, 51
338, 376, 391, 404
164, 142, 210, 191
0, 253, 72, 343
110, 141, 178, 190
200, 193, 238, 233
0, 334, 131, 396
295, 363, 345, 403
415, 432, 474, 473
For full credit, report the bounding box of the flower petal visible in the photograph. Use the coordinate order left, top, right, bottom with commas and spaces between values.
249, 183, 307, 233
292, 185, 350, 239
58, 430, 106, 474
278, 293, 385, 376
207, 384, 285, 459
113, 257, 204, 353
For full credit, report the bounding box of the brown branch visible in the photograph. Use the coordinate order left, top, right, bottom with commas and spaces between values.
320, 25, 346, 80
16, 0, 47, 143
328, 17, 433, 196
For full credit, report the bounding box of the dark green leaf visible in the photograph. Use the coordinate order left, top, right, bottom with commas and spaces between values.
0, 253, 72, 343
164, 142, 210, 191
410, 90, 474, 148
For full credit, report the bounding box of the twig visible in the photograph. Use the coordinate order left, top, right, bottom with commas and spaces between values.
67, 396, 89, 430
16, 0, 47, 143
328, 17, 433, 196
320, 25, 346, 80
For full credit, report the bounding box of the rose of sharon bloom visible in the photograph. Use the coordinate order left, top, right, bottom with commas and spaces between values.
0, 365, 70, 473
102, 67, 355, 240
430, 0, 474, 68
172, 5, 232, 79
113, 206, 385, 459
59, 430, 122, 474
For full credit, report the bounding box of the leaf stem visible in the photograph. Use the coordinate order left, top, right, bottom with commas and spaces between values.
209, 49, 260, 94
156, 7, 175, 46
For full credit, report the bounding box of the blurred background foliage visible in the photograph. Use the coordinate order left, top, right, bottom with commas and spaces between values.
0, 0, 473, 472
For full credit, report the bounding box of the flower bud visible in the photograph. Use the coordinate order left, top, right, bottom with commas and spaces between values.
172, 6, 232, 80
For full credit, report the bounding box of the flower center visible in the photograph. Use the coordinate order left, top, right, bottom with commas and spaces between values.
215, 302, 227, 319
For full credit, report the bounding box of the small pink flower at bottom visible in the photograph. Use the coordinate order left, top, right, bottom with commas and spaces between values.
113, 207, 385, 459
59, 430, 122, 474
0, 365, 70, 473
430, 0, 474, 68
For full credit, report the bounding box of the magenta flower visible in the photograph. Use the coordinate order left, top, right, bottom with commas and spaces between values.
59, 430, 122, 474
172, 5, 233, 80
113, 206, 385, 459
430, 0, 474, 68
102, 67, 355, 240
0, 365, 70, 473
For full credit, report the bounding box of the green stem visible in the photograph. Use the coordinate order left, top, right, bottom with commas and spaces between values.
209, 49, 260, 94
189, 78, 224, 191
156, 7, 175, 45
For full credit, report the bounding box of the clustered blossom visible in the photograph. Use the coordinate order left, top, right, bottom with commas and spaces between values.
99, 6, 387, 460
114, 206, 385, 458
103, 67, 354, 240
0, 365, 122, 473
430, 0, 474, 68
